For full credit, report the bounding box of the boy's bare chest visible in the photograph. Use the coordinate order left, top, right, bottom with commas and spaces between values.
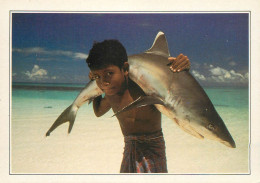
106, 86, 161, 135
108, 89, 158, 119
107, 79, 159, 118
108, 89, 140, 112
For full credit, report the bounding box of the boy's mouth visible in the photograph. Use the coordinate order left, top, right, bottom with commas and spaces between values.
101, 87, 115, 92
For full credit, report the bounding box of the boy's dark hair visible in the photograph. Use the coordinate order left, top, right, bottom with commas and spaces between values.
86, 40, 128, 70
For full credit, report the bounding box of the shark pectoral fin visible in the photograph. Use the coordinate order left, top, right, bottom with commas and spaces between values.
45, 104, 78, 136
173, 118, 204, 139
88, 98, 94, 105
88, 94, 103, 105
112, 96, 165, 117
182, 126, 204, 139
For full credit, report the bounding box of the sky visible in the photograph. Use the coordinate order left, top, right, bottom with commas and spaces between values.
11, 13, 249, 87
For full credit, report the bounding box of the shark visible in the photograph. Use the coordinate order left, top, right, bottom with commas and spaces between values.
46, 31, 236, 148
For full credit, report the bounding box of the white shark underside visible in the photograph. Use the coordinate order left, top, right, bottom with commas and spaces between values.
46, 31, 236, 148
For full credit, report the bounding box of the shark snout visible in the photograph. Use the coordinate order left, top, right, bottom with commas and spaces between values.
221, 132, 236, 148
221, 139, 236, 148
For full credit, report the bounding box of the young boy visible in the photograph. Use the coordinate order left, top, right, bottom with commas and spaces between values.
86, 40, 190, 173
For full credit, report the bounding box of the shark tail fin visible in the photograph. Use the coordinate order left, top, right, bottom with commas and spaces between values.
145, 31, 170, 57
112, 96, 165, 117
45, 104, 78, 136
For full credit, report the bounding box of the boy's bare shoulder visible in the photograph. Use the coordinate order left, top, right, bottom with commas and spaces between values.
128, 79, 146, 98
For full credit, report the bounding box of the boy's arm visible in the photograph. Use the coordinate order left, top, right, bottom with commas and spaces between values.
89, 72, 111, 117
168, 53, 190, 72
93, 95, 111, 117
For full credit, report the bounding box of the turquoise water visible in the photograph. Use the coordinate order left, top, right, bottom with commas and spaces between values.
13, 82, 86, 88
12, 83, 249, 114
12, 83, 249, 104
12, 88, 80, 101
205, 87, 248, 109
11, 83, 249, 126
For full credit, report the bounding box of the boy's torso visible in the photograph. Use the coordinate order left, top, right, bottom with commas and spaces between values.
106, 79, 162, 136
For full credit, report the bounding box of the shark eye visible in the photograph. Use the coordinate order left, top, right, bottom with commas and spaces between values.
207, 124, 215, 131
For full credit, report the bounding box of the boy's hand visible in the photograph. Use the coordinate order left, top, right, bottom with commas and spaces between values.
168, 53, 190, 72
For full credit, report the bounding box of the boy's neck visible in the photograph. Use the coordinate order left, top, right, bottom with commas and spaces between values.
106, 76, 130, 99
105, 87, 131, 107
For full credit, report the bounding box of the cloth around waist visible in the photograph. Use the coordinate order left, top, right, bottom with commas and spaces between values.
124, 130, 164, 142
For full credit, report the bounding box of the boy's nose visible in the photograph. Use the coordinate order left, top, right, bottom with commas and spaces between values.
101, 77, 110, 86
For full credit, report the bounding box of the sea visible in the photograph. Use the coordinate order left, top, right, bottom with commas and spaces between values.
11, 82, 250, 174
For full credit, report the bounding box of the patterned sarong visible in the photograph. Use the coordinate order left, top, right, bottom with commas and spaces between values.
120, 130, 168, 173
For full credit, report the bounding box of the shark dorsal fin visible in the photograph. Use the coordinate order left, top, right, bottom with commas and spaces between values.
145, 31, 170, 57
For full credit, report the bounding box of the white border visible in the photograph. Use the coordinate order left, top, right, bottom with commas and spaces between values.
1, 0, 260, 182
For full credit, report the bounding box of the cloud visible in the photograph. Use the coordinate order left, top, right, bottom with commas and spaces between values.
210, 67, 226, 76
13, 47, 88, 60
244, 72, 249, 79
36, 58, 55, 61
74, 52, 88, 59
13, 47, 47, 54
52, 50, 74, 57
191, 70, 206, 81
139, 22, 152, 27
191, 64, 248, 86
209, 67, 246, 83
229, 61, 236, 66
24, 65, 48, 80
24, 65, 57, 81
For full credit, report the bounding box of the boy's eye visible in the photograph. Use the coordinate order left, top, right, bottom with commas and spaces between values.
94, 75, 100, 79
107, 72, 113, 76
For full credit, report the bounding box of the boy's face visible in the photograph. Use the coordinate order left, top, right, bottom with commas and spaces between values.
90, 63, 128, 96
